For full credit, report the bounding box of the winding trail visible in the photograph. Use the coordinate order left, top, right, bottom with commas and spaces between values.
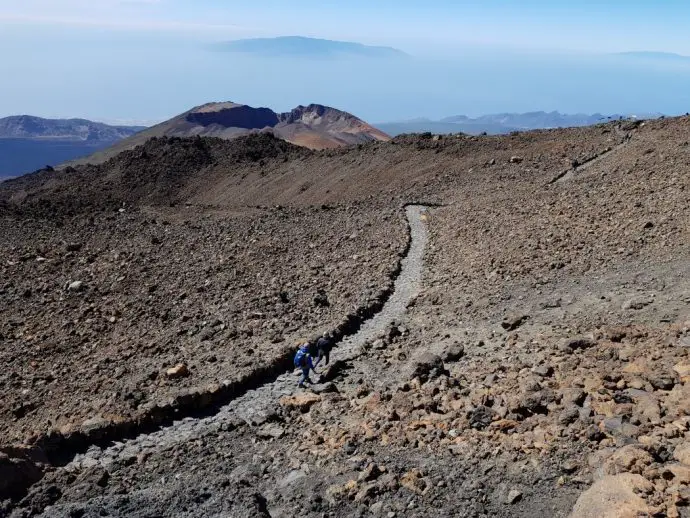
549, 130, 633, 185
64, 205, 429, 473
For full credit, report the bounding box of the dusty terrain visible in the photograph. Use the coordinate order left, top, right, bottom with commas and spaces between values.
1, 116, 689, 517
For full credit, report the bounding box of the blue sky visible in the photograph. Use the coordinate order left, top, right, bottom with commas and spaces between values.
1, 1, 690, 123
2, 0, 690, 53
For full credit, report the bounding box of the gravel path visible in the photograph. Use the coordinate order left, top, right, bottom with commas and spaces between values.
61, 205, 429, 475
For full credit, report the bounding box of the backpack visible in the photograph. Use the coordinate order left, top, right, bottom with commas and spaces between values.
294, 348, 308, 368
317, 337, 332, 352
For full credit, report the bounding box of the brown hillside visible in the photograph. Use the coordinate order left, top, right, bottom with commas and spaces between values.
68, 102, 390, 167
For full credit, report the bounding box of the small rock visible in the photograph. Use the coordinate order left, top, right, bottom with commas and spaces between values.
561, 388, 587, 406
369, 502, 384, 514
358, 463, 383, 482
506, 489, 522, 504
400, 469, 426, 494
622, 296, 653, 310
469, 405, 495, 430
562, 460, 579, 474
648, 374, 675, 390
257, 423, 285, 439
313, 290, 330, 307
559, 406, 581, 426
501, 313, 528, 331
509, 156, 523, 164
67, 281, 85, 292
342, 441, 357, 455
65, 243, 83, 252
558, 337, 597, 354
166, 363, 189, 379
483, 373, 497, 387
599, 416, 639, 438
532, 364, 554, 378
441, 344, 464, 362
198, 327, 216, 342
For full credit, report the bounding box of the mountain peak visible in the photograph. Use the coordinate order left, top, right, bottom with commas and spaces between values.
68, 101, 390, 166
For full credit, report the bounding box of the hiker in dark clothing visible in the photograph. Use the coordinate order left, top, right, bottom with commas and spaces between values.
314, 332, 333, 368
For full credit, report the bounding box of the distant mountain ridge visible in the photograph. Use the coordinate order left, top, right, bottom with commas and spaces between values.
616, 51, 690, 62
70, 101, 390, 166
0, 115, 144, 140
0, 116, 145, 178
378, 110, 663, 136
214, 36, 407, 58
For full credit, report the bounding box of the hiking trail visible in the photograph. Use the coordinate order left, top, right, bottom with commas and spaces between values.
63, 205, 429, 473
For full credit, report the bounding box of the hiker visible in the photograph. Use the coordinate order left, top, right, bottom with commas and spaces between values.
294, 342, 318, 388
314, 332, 333, 368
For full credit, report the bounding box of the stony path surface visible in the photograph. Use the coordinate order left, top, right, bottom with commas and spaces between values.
63, 205, 429, 475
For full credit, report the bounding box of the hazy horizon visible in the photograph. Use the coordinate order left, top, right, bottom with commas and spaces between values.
2, 1, 690, 123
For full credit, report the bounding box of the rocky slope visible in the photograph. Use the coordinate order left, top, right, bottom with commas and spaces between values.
1, 116, 689, 517
72, 102, 390, 166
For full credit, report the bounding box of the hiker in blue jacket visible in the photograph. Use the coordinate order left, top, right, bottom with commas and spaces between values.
294, 342, 319, 388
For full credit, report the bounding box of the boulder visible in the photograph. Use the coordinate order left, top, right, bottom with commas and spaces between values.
673, 361, 690, 384
673, 443, 690, 466
405, 352, 446, 382
603, 445, 654, 475
166, 363, 189, 379
570, 473, 653, 518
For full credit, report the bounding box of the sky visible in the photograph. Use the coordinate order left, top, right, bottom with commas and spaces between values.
1, 1, 690, 123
